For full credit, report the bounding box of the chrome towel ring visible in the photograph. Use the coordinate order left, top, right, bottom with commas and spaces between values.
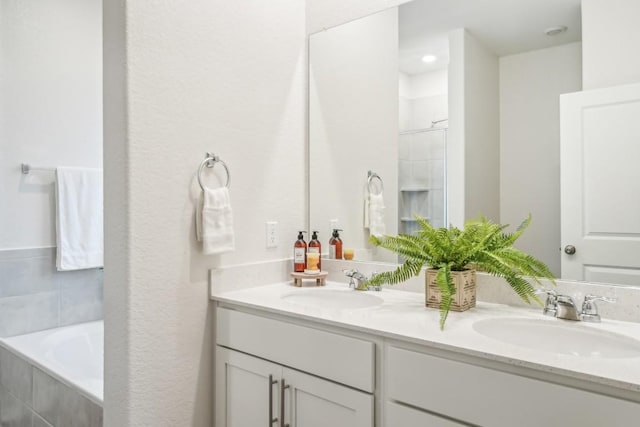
198, 152, 230, 191
367, 170, 383, 195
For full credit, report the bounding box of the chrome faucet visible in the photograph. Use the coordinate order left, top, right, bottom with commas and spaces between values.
342, 269, 381, 291
536, 289, 558, 317
536, 289, 616, 322
580, 294, 617, 322
556, 294, 580, 321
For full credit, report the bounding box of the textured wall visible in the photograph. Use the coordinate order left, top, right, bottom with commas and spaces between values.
103, 0, 306, 425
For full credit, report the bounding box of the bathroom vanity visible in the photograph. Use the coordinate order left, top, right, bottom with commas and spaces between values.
212, 283, 640, 427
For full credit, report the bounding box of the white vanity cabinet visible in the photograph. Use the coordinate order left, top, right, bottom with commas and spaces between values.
385, 345, 640, 427
215, 307, 375, 427
216, 347, 373, 427
384, 401, 465, 426
215, 348, 280, 427
214, 297, 640, 427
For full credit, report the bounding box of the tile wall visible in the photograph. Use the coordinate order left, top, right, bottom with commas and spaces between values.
0, 248, 103, 338
399, 67, 450, 234
399, 92, 448, 231
0, 345, 102, 426
399, 130, 446, 229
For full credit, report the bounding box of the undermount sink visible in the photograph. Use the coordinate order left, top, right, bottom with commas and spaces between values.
473, 317, 640, 359
281, 288, 384, 310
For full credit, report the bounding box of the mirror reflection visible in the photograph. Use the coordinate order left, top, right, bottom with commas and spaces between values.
310, 0, 592, 278
309, 0, 581, 275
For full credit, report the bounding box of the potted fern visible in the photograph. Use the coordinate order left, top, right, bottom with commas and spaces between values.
368, 215, 555, 329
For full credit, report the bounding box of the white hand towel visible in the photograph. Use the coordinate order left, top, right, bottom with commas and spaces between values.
368, 192, 386, 238
363, 197, 370, 228
202, 187, 235, 254
55, 167, 104, 271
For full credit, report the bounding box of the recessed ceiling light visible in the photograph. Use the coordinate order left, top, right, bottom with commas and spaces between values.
421, 55, 437, 63
544, 26, 568, 36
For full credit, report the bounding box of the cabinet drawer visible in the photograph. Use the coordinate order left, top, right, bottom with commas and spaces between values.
385, 401, 465, 426
386, 345, 640, 427
217, 308, 375, 392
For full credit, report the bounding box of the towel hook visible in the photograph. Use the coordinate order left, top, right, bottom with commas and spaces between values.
198, 152, 230, 191
367, 170, 383, 195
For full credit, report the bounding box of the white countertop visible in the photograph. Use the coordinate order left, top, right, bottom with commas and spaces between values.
211, 281, 640, 395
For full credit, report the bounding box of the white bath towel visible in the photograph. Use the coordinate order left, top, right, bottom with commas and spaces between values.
201, 187, 235, 254
55, 167, 104, 271
368, 192, 386, 238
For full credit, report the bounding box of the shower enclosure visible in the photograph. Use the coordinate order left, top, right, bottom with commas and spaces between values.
398, 126, 447, 234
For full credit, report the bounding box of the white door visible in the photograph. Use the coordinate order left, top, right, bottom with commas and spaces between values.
561, 83, 640, 285
282, 368, 373, 427
215, 347, 281, 427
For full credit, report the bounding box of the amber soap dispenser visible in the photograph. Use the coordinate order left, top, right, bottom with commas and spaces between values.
308, 231, 322, 271
294, 231, 307, 272
329, 229, 343, 259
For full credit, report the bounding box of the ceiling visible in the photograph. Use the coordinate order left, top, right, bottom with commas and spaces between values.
399, 0, 582, 75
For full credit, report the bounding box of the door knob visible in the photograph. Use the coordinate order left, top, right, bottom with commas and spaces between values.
564, 245, 576, 255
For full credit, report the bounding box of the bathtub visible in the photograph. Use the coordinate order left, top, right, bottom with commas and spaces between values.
0, 320, 103, 404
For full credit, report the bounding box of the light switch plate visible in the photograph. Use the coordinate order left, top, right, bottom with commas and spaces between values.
266, 221, 278, 248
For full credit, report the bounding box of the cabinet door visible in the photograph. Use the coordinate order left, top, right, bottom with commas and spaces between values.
385, 401, 466, 427
387, 345, 640, 426
216, 347, 281, 427
282, 368, 373, 427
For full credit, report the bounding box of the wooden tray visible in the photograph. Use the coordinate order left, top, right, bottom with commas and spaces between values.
290, 271, 328, 287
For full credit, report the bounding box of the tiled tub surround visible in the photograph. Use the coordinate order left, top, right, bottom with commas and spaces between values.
0, 322, 103, 427
0, 248, 103, 337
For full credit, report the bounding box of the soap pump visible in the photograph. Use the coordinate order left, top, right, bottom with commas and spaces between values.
329, 229, 343, 260
308, 231, 321, 271
294, 231, 307, 272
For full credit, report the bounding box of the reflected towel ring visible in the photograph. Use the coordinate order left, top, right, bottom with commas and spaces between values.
367, 171, 383, 195
198, 152, 230, 191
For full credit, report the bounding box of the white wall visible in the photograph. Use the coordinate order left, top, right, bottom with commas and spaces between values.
0, 0, 102, 250
307, 0, 411, 35
309, 8, 398, 261
500, 42, 582, 277
448, 30, 466, 227
448, 29, 500, 227
401, 68, 448, 130
582, 0, 640, 90
462, 31, 500, 223
407, 69, 448, 99
103, 0, 306, 424
399, 72, 411, 99
399, 73, 412, 131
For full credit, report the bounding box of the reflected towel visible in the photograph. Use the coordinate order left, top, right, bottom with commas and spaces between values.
200, 187, 235, 254
368, 192, 386, 238
55, 167, 104, 270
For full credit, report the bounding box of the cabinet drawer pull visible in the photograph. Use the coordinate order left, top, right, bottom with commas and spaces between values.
269, 375, 278, 425
280, 378, 290, 427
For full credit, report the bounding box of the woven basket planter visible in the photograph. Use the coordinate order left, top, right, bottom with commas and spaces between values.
425, 269, 476, 312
